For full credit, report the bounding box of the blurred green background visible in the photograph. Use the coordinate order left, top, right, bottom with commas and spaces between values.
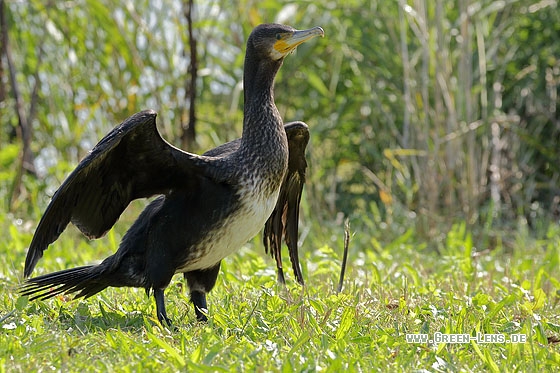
1, 0, 559, 247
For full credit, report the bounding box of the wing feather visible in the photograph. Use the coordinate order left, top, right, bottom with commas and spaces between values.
24, 110, 207, 277
263, 121, 309, 285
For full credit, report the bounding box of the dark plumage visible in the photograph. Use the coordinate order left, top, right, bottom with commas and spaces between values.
20, 24, 323, 325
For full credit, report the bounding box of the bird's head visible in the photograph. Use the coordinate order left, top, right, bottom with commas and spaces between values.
247, 24, 324, 62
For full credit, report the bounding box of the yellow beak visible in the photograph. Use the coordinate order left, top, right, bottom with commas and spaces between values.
273, 26, 324, 58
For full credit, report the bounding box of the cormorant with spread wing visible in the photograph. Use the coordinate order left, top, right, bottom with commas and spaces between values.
20, 24, 324, 325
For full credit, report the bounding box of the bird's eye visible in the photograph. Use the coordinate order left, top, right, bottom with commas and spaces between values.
275, 33, 282, 40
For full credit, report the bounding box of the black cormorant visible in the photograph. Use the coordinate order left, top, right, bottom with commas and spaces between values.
20, 24, 324, 325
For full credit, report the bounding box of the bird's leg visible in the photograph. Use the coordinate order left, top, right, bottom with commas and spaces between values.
153, 288, 172, 326
190, 291, 208, 322
183, 262, 221, 322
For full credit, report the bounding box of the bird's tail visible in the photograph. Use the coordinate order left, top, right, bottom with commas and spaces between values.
20, 265, 108, 301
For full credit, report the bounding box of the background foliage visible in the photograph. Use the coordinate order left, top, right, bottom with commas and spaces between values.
2, 0, 559, 236
1, 0, 559, 370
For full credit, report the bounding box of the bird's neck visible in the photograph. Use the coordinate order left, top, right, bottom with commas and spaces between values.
238, 55, 288, 185
240, 57, 286, 149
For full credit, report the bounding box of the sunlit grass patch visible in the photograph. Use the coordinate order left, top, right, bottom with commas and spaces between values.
1, 213, 559, 371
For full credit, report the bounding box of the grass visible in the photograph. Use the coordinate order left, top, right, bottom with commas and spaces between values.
1, 206, 560, 372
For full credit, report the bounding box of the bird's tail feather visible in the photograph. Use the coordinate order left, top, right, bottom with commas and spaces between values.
20, 265, 108, 301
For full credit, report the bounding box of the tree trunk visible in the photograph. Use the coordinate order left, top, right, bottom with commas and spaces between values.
182, 0, 197, 150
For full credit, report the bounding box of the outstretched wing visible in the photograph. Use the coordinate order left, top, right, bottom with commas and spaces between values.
263, 121, 309, 285
24, 110, 208, 277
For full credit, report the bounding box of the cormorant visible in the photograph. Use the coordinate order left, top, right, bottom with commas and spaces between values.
20, 24, 324, 325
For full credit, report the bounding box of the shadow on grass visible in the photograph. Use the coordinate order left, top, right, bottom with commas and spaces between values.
42, 306, 147, 333
58, 304, 194, 333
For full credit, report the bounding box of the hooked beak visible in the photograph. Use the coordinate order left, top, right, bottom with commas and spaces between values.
272, 26, 324, 59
